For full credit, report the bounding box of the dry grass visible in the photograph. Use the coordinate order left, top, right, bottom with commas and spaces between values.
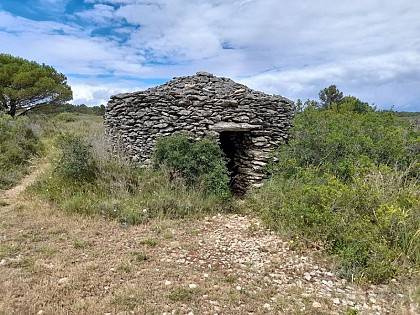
0, 198, 275, 314
1, 188, 419, 315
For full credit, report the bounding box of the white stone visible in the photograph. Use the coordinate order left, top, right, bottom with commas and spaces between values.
333, 298, 340, 305
263, 303, 271, 310
312, 301, 322, 308
165, 280, 172, 286
189, 283, 197, 289
58, 277, 69, 284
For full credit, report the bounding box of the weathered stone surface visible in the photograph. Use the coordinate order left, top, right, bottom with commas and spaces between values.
105, 72, 295, 193
209, 122, 261, 132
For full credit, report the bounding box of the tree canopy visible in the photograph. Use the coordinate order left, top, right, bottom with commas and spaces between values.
318, 85, 344, 109
297, 85, 376, 114
334, 95, 374, 114
0, 54, 72, 117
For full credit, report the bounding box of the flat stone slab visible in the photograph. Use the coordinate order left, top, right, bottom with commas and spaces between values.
209, 122, 262, 132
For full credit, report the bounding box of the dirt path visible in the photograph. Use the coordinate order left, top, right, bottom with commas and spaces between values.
0, 168, 418, 314
2, 164, 47, 201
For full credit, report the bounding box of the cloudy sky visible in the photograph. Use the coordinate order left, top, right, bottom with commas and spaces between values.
1, 0, 419, 111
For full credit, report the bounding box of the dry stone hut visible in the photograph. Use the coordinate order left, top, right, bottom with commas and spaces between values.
105, 72, 294, 193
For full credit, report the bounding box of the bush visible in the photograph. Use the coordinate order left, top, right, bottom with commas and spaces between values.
30, 131, 234, 225
253, 166, 419, 284
153, 133, 230, 198
54, 134, 96, 181
275, 109, 419, 181
0, 115, 42, 189
54, 112, 77, 122
251, 109, 420, 284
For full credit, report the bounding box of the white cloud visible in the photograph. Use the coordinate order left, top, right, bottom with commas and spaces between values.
69, 77, 148, 106
0, 11, 147, 76
1, 0, 420, 110
238, 51, 420, 109
74, 4, 120, 25
0, 11, 79, 34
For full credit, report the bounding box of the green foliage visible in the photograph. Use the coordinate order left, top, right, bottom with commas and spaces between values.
276, 109, 419, 180
0, 53, 72, 117
54, 103, 105, 116
28, 103, 105, 116
301, 85, 375, 113
153, 133, 230, 198
54, 112, 77, 122
168, 287, 197, 302
31, 158, 232, 225
252, 109, 420, 284
254, 166, 419, 284
131, 251, 148, 262
73, 239, 91, 249
334, 96, 374, 114
318, 85, 344, 109
0, 115, 42, 189
54, 134, 96, 181
139, 238, 158, 247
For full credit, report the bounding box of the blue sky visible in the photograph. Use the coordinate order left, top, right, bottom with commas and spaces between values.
1, 0, 420, 111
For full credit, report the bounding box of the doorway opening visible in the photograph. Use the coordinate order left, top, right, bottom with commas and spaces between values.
219, 131, 249, 194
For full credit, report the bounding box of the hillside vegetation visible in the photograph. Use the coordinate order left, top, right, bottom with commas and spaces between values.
248, 108, 420, 283
1, 107, 419, 286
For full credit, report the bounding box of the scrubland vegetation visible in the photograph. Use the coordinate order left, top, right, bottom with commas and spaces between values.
248, 108, 420, 284
1, 101, 419, 286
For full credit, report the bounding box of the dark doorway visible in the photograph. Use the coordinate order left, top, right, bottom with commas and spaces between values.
219, 131, 248, 193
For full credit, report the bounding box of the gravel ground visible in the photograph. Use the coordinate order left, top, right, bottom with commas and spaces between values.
160, 213, 419, 314
0, 169, 418, 314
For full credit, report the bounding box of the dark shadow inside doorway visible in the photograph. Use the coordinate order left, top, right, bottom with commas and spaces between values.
219, 131, 249, 193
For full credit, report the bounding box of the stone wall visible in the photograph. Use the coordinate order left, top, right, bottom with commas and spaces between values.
105, 72, 294, 193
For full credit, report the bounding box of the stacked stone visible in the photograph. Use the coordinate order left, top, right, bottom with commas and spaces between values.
105, 71, 294, 192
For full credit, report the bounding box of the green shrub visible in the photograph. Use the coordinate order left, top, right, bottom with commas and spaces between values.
31, 159, 233, 225
30, 131, 234, 225
153, 133, 230, 198
0, 115, 42, 189
253, 166, 419, 284
54, 112, 77, 122
54, 134, 96, 181
274, 109, 419, 181
252, 109, 420, 284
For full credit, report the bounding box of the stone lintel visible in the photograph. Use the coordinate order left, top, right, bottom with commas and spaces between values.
210, 122, 261, 132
